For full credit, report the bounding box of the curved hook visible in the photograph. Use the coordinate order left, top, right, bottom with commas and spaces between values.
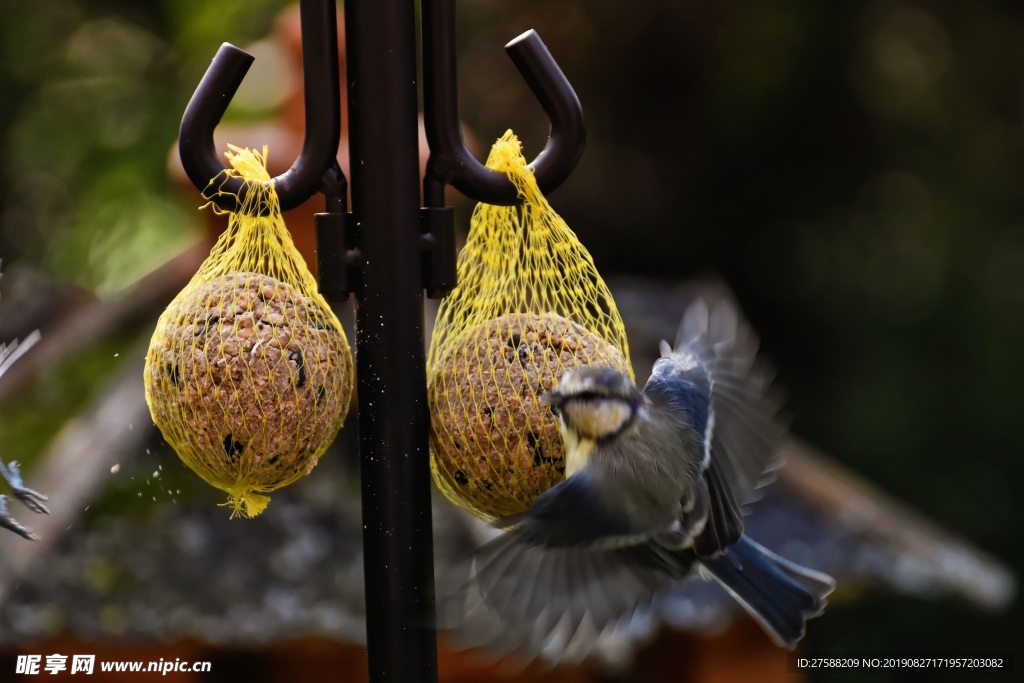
422, 0, 586, 206
179, 0, 341, 212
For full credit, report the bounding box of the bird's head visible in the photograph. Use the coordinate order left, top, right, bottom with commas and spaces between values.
542, 367, 644, 442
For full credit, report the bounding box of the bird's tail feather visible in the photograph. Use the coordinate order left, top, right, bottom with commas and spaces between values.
699, 535, 835, 648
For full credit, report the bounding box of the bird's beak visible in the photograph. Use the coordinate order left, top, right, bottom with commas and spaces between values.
539, 390, 560, 405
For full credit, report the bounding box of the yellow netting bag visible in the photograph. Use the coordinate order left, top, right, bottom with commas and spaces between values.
144, 146, 354, 518
427, 130, 633, 522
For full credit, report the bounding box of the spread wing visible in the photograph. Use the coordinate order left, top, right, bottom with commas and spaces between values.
437, 474, 681, 664
643, 297, 785, 557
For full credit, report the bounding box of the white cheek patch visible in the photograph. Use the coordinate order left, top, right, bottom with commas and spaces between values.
564, 399, 633, 440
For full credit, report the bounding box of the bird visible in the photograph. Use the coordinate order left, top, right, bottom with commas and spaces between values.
436, 297, 835, 664
0, 334, 48, 542
0, 459, 48, 541
1, 261, 48, 540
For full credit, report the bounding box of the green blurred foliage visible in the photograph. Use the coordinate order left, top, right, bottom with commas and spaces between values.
0, 0, 290, 295
0, 0, 1020, 674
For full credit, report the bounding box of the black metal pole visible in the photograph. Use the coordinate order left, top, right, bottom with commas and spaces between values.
344, 1, 439, 682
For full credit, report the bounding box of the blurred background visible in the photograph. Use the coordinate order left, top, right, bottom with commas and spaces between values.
0, 0, 1020, 680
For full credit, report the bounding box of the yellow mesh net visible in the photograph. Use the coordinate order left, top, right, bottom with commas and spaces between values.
144, 146, 354, 518
427, 130, 632, 522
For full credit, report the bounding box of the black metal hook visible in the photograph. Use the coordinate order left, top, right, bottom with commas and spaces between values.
422, 0, 586, 206
178, 0, 342, 212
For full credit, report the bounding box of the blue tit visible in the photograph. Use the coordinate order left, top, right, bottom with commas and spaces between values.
436, 297, 835, 663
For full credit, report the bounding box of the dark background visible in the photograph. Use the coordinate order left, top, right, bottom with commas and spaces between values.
0, 1, 1020, 679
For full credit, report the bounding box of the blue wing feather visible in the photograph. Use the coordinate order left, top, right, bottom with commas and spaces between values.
501, 473, 633, 546
644, 361, 711, 443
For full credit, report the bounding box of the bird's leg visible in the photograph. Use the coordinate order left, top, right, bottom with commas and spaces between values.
0, 494, 39, 540
0, 459, 49, 515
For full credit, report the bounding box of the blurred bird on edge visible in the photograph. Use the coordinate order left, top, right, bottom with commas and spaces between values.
0, 262, 48, 540
437, 296, 835, 664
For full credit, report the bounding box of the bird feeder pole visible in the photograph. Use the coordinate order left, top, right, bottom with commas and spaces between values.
344, 2, 438, 681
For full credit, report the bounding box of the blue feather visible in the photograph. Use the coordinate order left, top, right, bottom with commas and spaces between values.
645, 359, 711, 442
504, 473, 632, 546
699, 535, 835, 648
